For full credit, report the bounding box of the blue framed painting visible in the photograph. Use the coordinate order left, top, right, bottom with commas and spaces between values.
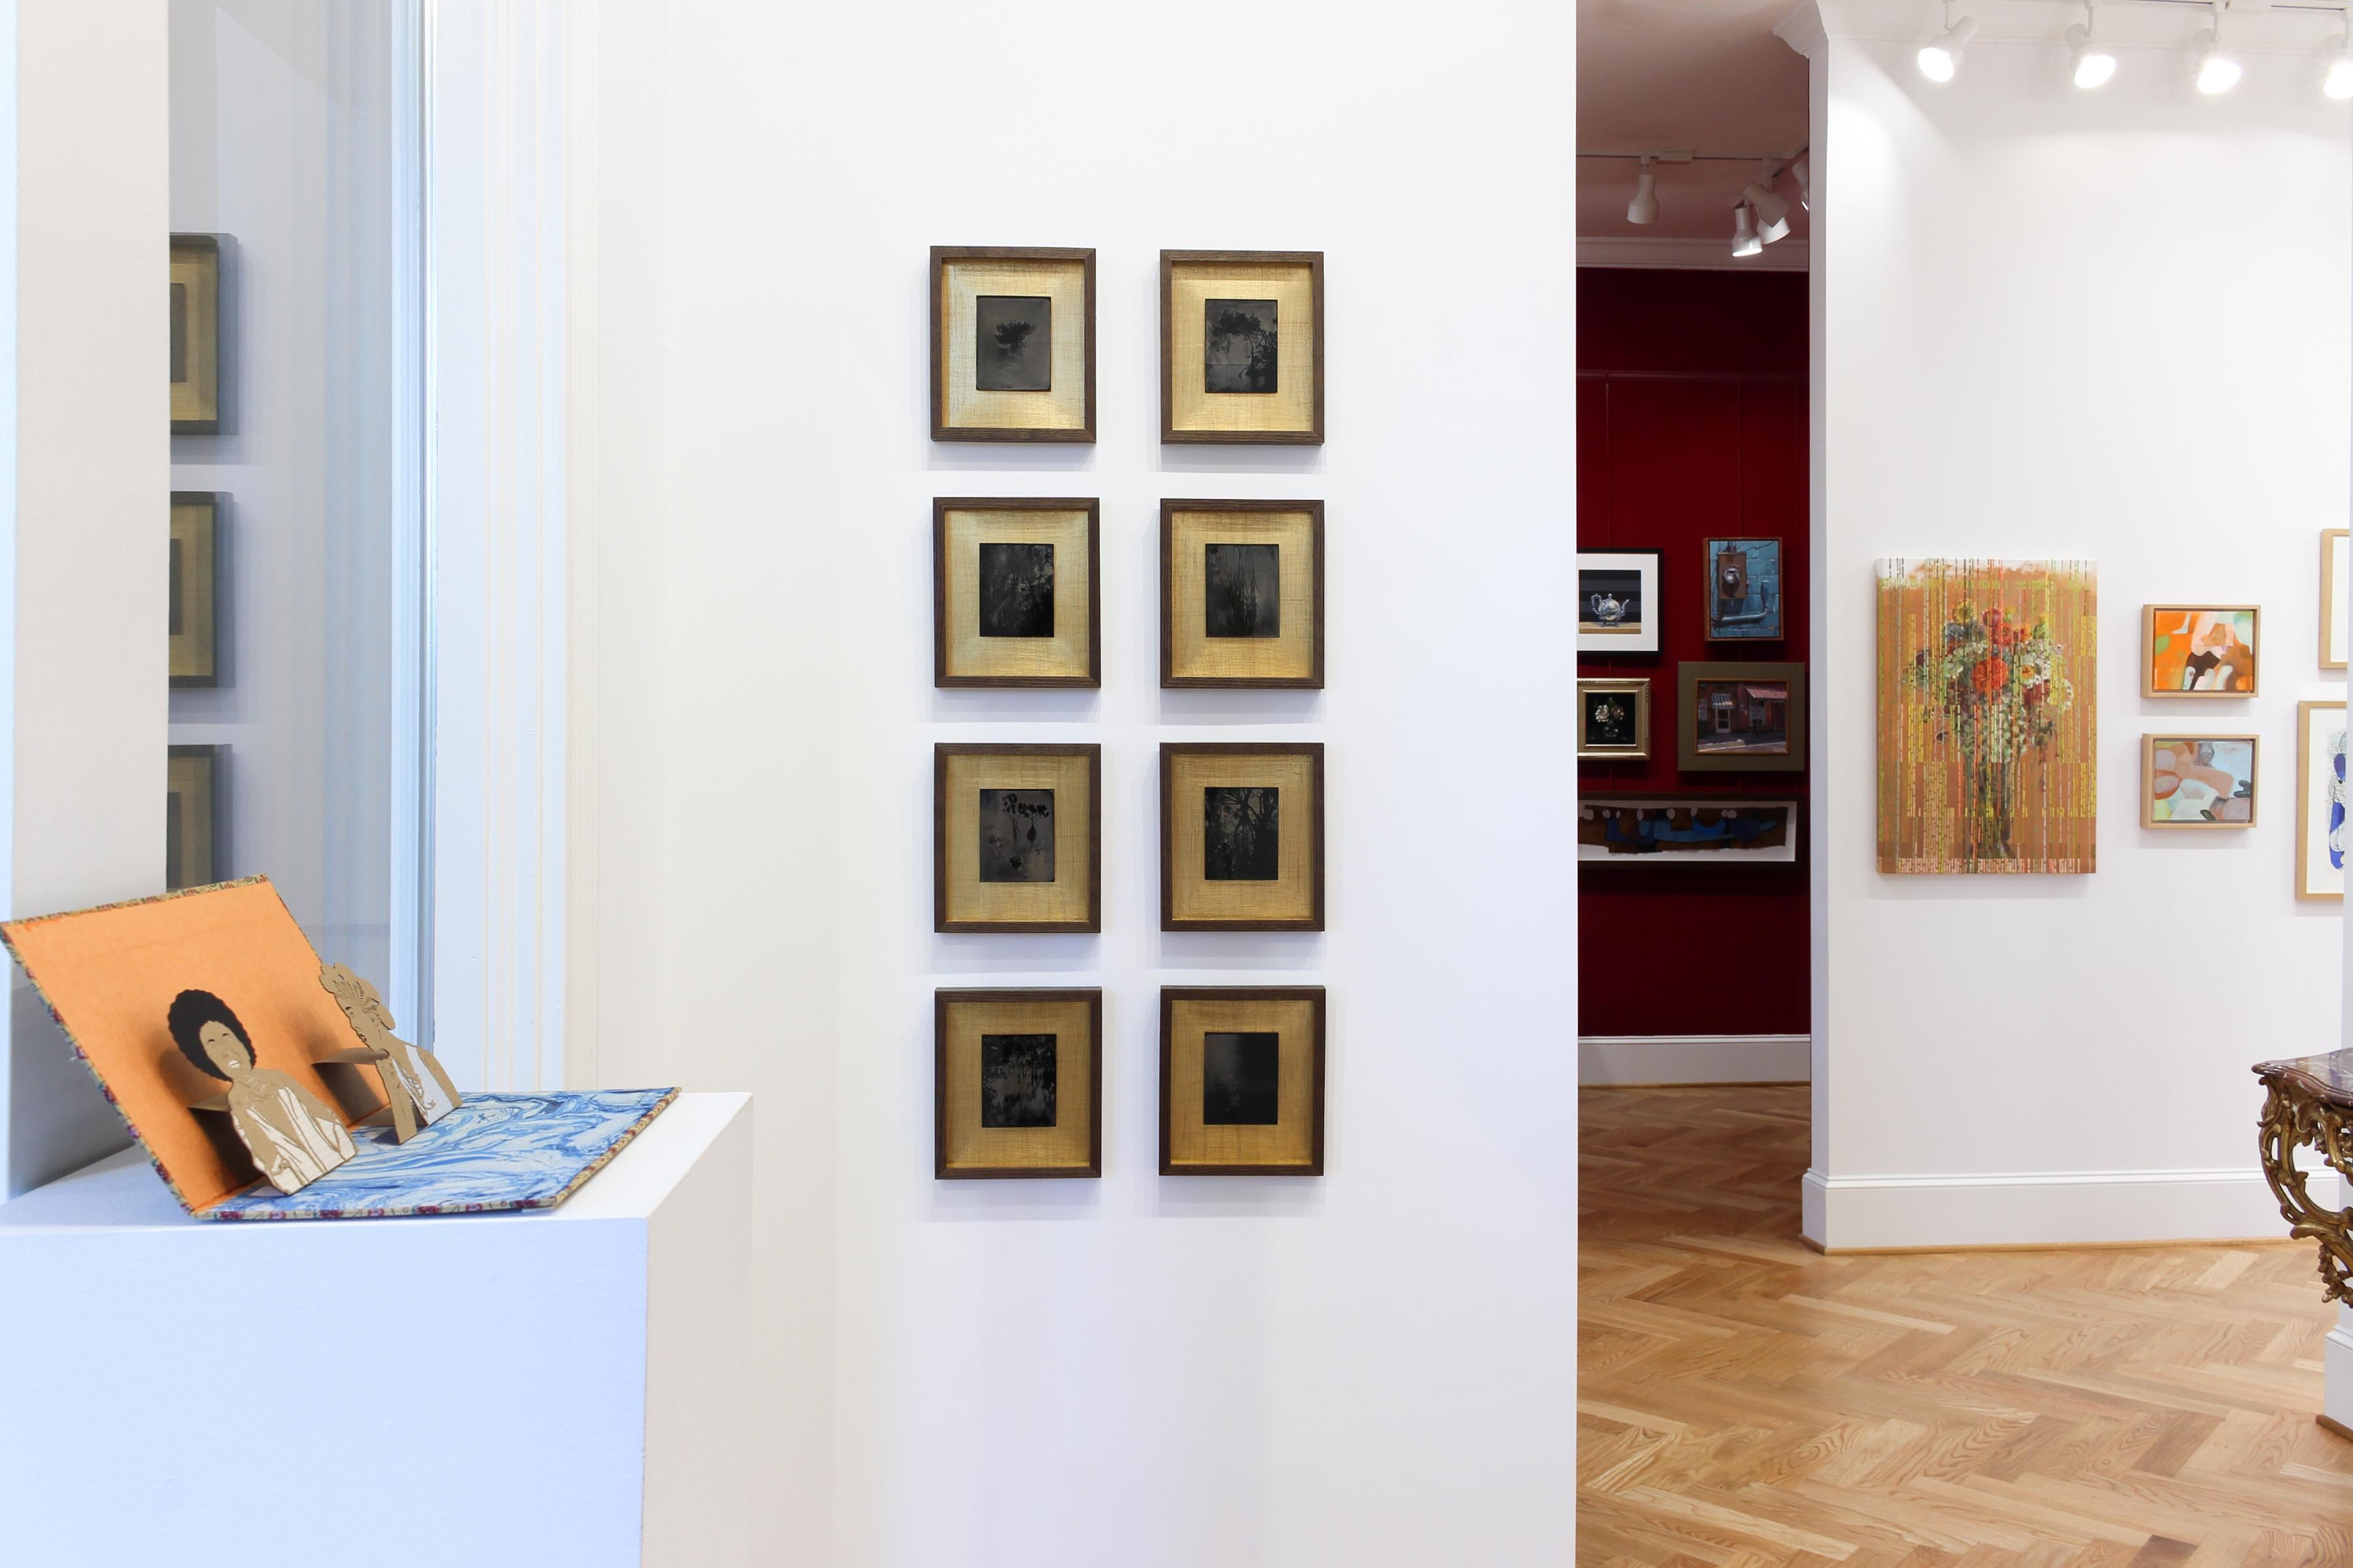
1704, 536, 1783, 641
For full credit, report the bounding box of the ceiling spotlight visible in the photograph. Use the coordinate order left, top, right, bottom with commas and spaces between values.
2326, 34, 2353, 99
1743, 174, 1792, 244
1918, 6, 1977, 82
1790, 155, 1811, 212
2065, 3, 2116, 88
2192, 29, 2241, 92
1732, 204, 1763, 259
1628, 158, 1658, 225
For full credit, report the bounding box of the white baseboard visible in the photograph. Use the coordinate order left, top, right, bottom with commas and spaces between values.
2325, 1318, 2353, 1434
1579, 1034, 1810, 1086
1803, 1165, 2287, 1250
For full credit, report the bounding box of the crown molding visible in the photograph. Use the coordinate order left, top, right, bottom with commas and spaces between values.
1785, 0, 2346, 52
1577, 235, 1812, 272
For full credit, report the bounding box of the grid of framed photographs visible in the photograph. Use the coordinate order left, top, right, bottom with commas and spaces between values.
928, 244, 1329, 1181
171, 237, 233, 892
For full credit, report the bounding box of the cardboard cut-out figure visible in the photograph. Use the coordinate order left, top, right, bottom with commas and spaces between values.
320, 963, 461, 1143
168, 988, 356, 1196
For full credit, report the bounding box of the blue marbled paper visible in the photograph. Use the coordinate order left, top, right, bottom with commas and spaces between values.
203, 1087, 679, 1220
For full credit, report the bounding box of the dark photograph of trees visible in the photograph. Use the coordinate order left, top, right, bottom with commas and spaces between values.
1202, 1030, 1280, 1124
974, 294, 1052, 391
1203, 542, 1281, 638
1204, 786, 1279, 881
1204, 297, 1277, 393
978, 788, 1055, 882
978, 542, 1055, 637
979, 1032, 1058, 1128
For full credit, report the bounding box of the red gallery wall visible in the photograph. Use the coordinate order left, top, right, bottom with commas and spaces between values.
1578, 268, 1809, 1037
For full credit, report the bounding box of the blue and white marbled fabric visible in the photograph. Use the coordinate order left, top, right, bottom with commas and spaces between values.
203, 1087, 678, 1220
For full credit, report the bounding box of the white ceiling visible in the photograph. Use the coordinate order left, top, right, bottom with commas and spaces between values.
1577, 0, 1811, 250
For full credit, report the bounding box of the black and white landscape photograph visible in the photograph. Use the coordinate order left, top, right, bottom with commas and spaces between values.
974, 294, 1052, 391
1202, 1030, 1280, 1124
1204, 297, 1278, 393
978, 788, 1055, 882
977, 541, 1055, 637
1203, 542, 1281, 638
1204, 785, 1279, 881
979, 1032, 1058, 1128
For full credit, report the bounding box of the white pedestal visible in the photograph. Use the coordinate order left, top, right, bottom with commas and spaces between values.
0, 1090, 754, 1568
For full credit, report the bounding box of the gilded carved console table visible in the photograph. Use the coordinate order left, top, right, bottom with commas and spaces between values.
2256, 1052, 2353, 1303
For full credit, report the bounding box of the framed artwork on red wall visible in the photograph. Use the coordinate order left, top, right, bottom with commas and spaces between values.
1578, 549, 1662, 654
1703, 536, 1783, 641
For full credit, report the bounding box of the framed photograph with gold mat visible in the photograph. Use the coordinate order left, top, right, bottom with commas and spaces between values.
170, 492, 223, 689
1161, 498, 1323, 688
1160, 250, 1323, 444
929, 246, 1095, 443
171, 233, 223, 434
934, 988, 1102, 1179
1159, 986, 1325, 1176
935, 743, 1101, 933
1160, 742, 1323, 932
167, 744, 227, 890
934, 497, 1099, 687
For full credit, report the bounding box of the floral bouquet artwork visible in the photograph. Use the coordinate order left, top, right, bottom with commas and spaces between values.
1877, 559, 2098, 874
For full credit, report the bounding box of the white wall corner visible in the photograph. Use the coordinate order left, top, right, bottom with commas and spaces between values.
1580, 1034, 1811, 1086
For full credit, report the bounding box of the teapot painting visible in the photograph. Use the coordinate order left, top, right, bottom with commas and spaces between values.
1587, 589, 1629, 627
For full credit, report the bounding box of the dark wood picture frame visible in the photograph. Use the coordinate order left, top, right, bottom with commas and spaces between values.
1160, 250, 1325, 446
934, 743, 1103, 934
166, 743, 228, 890
1160, 497, 1325, 689
934, 988, 1104, 1179
170, 233, 223, 435
929, 246, 1097, 444
1159, 742, 1325, 932
1677, 661, 1807, 774
933, 497, 1101, 688
169, 491, 224, 689
1159, 985, 1326, 1176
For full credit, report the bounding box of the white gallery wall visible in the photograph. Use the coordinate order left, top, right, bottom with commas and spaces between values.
568, 1, 1577, 1561
1786, 0, 2352, 1247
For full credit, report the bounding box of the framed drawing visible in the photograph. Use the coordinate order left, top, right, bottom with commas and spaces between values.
2324, 530, 2348, 670
1576, 678, 1651, 760
2143, 735, 2256, 827
1160, 498, 1323, 688
934, 744, 1101, 933
170, 233, 223, 434
1577, 549, 1662, 655
2299, 700, 2345, 900
1578, 796, 1799, 864
1677, 661, 1804, 774
1160, 742, 1323, 932
1160, 250, 1323, 444
1703, 536, 1783, 641
934, 498, 1098, 687
934, 988, 1102, 1179
1159, 987, 1325, 1175
1877, 559, 2096, 875
2143, 605, 2258, 696
166, 743, 227, 890
170, 492, 223, 689
929, 246, 1095, 443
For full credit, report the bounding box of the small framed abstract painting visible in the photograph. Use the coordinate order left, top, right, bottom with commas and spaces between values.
2298, 701, 2346, 900
933, 498, 1099, 687
2142, 735, 2256, 828
929, 246, 1096, 443
1677, 661, 1805, 774
1160, 742, 1324, 932
2324, 531, 2348, 670
934, 744, 1101, 933
934, 988, 1102, 1179
1576, 678, 1651, 760
1576, 549, 1662, 654
1703, 536, 1783, 641
1160, 498, 1324, 688
2143, 605, 2258, 696
1577, 796, 1798, 864
1159, 986, 1325, 1176
1160, 250, 1323, 444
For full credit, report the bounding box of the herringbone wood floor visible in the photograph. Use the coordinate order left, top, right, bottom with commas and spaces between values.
1579, 1085, 2353, 1567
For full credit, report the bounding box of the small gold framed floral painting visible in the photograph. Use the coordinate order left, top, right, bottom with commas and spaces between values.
935, 988, 1101, 1179
1160, 986, 1325, 1176
1576, 678, 1649, 760
1160, 498, 1323, 688
934, 498, 1098, 687
929, 246, 1095, 443
935, 744, 1100, 934
1160, 250, 1323, 444
1160, 743, 1324, 932
171, 234, 223, 434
